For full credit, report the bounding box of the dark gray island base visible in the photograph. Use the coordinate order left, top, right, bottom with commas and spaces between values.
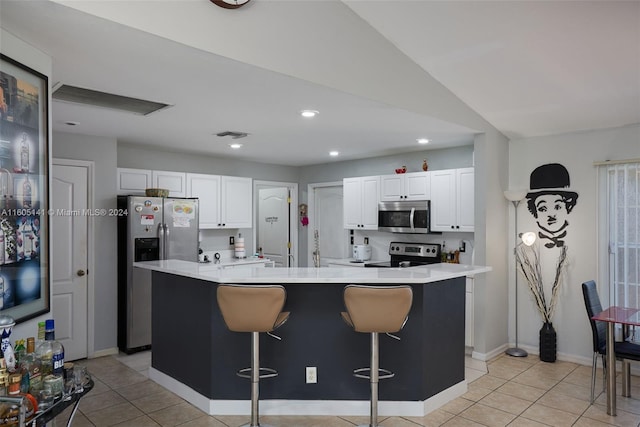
148, 268, 471, 416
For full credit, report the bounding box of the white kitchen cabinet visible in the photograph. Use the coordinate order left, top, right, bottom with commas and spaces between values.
379, 172, 430, 201
465, 277, 474, 348
186, 173, 220, 228
117, 168, 152, 195
151, 170, 187, 197
186, 174, 252, 229
221, 176, 253, 228
343, 176, 379, 230
430, 167, 474, 232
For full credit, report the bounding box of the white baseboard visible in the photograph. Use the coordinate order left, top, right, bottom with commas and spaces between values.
90, 347, 119, 359
149, 367, 467, 417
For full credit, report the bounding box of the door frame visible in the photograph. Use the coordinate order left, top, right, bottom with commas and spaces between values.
307, 181, 348, 267
52, 158, 95, 357
253, 180, 298, 267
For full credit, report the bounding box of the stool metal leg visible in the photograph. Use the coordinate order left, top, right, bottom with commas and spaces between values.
251, 331, 260, 427
242, 331, 275, 427
370, 332, 379, 427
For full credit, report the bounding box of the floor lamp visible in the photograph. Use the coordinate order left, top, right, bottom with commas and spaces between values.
504, 190, 528, 357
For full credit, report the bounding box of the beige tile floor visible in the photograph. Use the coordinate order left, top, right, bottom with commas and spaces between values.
51, 351, 640, 427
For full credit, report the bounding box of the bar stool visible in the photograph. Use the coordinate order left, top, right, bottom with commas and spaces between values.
217, 284, 289, 427
341, 284, 413, 427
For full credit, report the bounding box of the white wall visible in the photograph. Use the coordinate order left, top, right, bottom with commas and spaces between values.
52, 131, 118, 354
508, 124, 640, 363
0, 29, 54, 341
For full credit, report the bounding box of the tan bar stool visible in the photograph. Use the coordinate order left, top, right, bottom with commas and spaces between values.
217, 284, 290, 427
341, 284, 413, 427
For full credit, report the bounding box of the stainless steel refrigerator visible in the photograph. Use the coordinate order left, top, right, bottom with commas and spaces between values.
117, 195, 199, 353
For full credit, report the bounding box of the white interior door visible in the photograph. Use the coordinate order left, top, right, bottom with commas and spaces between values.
258, 187, 290, 267
313, 185, 347, 266
51, 163, 88, 361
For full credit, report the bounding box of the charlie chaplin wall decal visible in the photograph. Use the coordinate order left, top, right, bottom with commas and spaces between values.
525, 163, 579, 248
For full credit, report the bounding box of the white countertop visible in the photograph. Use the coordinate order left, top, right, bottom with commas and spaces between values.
198, 257, 273, 267
326, 258, 386, 267
134, 259, 491, 284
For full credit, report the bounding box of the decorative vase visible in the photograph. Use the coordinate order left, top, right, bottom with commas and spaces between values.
539, 321, 557, 363
422, 159, 428, 171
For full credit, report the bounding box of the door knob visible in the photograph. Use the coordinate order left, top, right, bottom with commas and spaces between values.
77, 270, 86, 277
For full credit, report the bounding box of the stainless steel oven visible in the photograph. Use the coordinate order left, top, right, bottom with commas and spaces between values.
378, 200, 430, 234
365, 242, 441, 268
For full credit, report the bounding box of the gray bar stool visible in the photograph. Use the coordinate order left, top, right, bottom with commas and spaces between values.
217, 284, 290, 427
341, 284, 413, 427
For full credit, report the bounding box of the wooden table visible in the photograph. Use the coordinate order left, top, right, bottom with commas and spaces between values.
591, 306, 640, 415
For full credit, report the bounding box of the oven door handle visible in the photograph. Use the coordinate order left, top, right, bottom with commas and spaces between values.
410, 207, 415, 231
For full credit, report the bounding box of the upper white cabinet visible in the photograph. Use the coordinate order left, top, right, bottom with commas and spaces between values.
117, 168, 152, 195
380, 172, 430, 201
186, 173, 220, 228
186, 173, 252, 229
221, 176, 253, 229
151, 170, 187, 197
343, 176, 379, 230
116, 168, 186, 197
430, 167, 474, 232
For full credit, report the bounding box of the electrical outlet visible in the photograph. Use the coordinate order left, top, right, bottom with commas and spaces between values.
229, 236, 235, 245
306, 366, 317, 384
364, 237, 369, 245
350, 236, 354, 245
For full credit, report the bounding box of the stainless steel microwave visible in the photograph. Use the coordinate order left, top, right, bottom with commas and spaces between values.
378, 200, 431, 233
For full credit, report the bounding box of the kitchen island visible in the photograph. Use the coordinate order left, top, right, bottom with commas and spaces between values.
134, 260, 490, 417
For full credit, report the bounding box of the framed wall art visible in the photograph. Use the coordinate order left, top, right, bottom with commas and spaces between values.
0, 53, 50, 323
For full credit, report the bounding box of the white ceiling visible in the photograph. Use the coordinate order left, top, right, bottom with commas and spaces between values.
1, 1, 638, 167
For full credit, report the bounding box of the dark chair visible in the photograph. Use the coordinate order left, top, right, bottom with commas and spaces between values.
582, 280, 640, 404
341, 284, 413, 427
217, 284, 290, 427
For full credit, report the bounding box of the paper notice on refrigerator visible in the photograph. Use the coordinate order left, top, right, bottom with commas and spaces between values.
141, 214, 154, 225
172, 201, 195, 227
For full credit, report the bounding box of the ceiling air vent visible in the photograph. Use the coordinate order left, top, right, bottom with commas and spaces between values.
216, 131, 249, 139
52, 84, 171, 116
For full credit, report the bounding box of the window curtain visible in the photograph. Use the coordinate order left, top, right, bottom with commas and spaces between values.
605, 162, 640, 307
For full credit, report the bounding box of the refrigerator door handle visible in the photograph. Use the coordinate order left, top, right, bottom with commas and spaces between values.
164, 225, 170, 259
158, 223, 166, 260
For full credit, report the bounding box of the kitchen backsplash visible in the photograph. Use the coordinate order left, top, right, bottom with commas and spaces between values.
352, 230, 474, 264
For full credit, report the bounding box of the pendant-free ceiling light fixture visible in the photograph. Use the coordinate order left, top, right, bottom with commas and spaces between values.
504, 189, 529, 358
300, 110, 319, 118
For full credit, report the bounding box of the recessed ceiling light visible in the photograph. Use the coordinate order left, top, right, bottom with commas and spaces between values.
417, 138, 430, 144
301, 110, 319, 118
229, 143, 243, 149
329, 151, 339, 156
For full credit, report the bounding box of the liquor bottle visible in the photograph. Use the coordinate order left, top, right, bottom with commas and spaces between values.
39, 319, 64, 377
22, 218, 34, 259
0, 349, 8, 395
20, 133, 29, 173
21, 337, 42, 394
36, 320, 64, 377
22, 175, 31, 209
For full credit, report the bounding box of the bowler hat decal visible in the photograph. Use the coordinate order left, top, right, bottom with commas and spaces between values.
525, 163, 578, 248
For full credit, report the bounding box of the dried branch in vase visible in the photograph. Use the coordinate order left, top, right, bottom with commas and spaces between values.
515, 244, 568, 324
